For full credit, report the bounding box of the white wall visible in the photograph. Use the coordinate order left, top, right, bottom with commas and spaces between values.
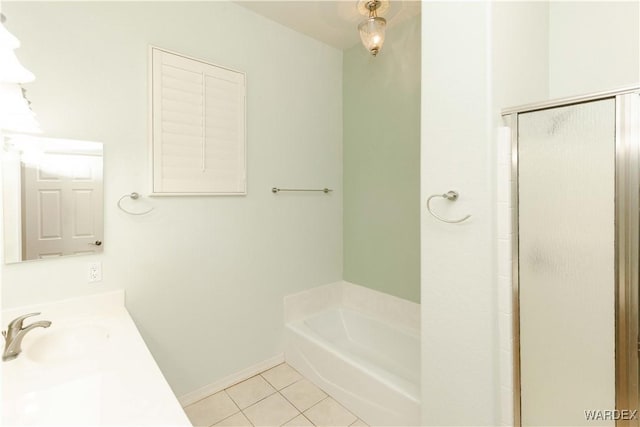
421, 1, 548, 425
421, 3, 496, 424
1, 1, 343, 397
549, 1, 640, 98
423, 1, 639, 425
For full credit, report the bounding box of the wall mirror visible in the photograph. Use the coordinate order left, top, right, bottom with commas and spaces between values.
2, 135, 104, 264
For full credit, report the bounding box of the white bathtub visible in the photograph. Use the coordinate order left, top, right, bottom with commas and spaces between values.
286, 306, 421, 426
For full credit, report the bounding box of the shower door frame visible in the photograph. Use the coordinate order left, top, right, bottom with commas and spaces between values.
502, 86, 640, 427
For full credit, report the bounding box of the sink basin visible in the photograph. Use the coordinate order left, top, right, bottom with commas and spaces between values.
2, 291, 191, 426
25, 324, 111, 364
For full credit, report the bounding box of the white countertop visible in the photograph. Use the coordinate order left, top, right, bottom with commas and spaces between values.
1, 291, 191, 426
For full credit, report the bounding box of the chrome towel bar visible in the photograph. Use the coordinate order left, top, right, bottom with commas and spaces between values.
426, 190, 471, 224
272, 187, 332, 194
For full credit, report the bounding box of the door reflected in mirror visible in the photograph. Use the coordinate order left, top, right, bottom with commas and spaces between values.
2, 136, 104, 264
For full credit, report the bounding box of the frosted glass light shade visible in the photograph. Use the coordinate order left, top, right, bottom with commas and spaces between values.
358, 16, 386, 56
0, 48, 35, 83
0, 23, 20, 49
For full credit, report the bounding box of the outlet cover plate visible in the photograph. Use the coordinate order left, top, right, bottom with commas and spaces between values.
88, 262, 102, 283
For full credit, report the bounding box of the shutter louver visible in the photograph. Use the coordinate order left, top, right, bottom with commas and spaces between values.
151, 47, 246, 195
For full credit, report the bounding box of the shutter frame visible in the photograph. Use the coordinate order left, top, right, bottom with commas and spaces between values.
149, 46, 247, 196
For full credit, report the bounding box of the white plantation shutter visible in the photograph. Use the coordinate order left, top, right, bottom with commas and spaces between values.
151, 47, 246, 195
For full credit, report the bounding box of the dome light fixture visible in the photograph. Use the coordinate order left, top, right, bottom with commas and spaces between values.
358, 0, 387, 57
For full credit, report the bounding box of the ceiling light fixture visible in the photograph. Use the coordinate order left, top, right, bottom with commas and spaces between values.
358, 0, 387, 57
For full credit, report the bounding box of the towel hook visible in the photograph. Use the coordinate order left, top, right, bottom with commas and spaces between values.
426, 191, 471, 224
117, 192, 154, 216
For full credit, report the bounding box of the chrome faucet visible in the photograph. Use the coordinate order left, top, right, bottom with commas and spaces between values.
2, 312, 51, 361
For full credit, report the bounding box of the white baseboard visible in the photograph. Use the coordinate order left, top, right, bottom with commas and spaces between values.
178, 354, 285, 407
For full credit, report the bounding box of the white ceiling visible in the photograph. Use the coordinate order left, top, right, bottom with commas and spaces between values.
234, 0, 421, 50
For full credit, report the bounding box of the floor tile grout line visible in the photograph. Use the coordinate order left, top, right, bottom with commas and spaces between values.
182, 362, 298, 410
224, 372, 269, 399
306, 393, 359, 422
279, 410, 306, 427
260, 362, 305, 389
292, 412, 316, 427
300, 413, 316, 427
259, 373, 304, 392
184, 388, 234, 409
238, 409, 255, 427
240, 389, 301, 427
183, 372, 270, 411
183, 391, 241, 427
303, 394, 359, 426
224, 389, 242, 410
327, 395, 359, 420
275, 389, 304, 416
300, 394, 330, 415
224, 370, 300, 407
207, 409, 246, 427
272, 368, 358, 422
259, 372, 285, 391
233, 388, 279, 412
277, 385, 326, 414
228, 374, 276, 392
278, 376, 306, 393
184, 394, 209, 408
186, 363, 363, 427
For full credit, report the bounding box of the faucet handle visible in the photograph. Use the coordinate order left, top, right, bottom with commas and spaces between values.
7, 312, 42, 331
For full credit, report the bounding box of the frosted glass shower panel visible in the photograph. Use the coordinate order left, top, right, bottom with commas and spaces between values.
518, 99, 616, 426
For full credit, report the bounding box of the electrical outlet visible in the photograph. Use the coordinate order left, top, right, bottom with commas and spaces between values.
88, 262, 102, 283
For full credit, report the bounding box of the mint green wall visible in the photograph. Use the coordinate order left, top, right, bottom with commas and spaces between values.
343, 16, 421, 303
3, 1, 343, 397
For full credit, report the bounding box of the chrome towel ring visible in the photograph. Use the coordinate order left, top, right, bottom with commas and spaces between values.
426, 191, 471, 224
117, 192, 154, 216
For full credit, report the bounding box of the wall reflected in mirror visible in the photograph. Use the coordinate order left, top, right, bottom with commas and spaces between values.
2, 136, 103, 264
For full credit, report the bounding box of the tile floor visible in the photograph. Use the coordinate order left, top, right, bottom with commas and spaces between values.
183, 363, 368, 427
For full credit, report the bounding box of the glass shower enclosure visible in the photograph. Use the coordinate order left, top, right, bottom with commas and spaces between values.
504, 87, 640, 427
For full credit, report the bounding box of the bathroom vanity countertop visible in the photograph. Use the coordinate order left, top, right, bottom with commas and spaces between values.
1, 291, 191, 426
